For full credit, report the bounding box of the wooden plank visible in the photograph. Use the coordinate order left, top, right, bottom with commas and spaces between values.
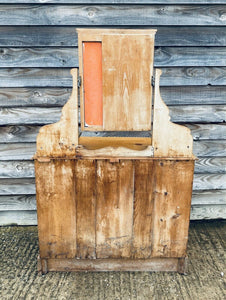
0, 27, 225, 47
79, 136, 152, 151
160, 86, 226, 105
0, 210, 37, 226
4, 0, 226, 3
154, 47, 226, 67
0, 67, 225, 87
168, 105, 226, 123
0, 5, 224, 26
192, 190, 226, 205
0, 160, 34, 178
96, 160, 134, 258
133, 160, 154, 258
195, 157, 226, 174
1, 86, 225, 107
0, 178, 35, 195
46, 257, 179, 273
102, 34, 154, 131
193, 140, 226, 157
0, 88, 70, 107
193, 173, 226, 190
75, 160, 96, 259
76, 145, 154, 158
186, 124, 226, 140
0, 195, 36, 211
35, 160, 77, 259
1, 105, 225, 126
190, 205, 226, 220
0, 125, 41, 142
1, 46, 225, 68
152, 160, 194, 257
1, 140, 225, 160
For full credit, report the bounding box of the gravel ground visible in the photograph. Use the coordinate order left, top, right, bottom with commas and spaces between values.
0, 220, 225, 300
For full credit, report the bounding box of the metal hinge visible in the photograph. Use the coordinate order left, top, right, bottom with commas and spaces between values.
77, 76, 82, 88
151, 75, 155, 87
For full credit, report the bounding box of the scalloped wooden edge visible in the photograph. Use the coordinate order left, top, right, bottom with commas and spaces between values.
34, 68, 79, 158
152, 69, 195, 158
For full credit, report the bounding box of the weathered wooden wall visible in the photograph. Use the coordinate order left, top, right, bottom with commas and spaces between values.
0, 1, 225, 225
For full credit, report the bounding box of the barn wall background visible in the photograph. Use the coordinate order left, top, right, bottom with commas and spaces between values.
0, 1, 225, 225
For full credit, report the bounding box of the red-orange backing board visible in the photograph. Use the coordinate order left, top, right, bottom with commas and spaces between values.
83, 42, 103, 126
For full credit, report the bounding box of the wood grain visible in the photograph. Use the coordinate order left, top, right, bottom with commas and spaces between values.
190, 205, 226, 220
1, 124, 225, 144
1, 105, 225, 126
0, 5, 224, 26
1, 156, 225, 179
1, 140, 225, 160
0, 86, 225, 107
152, 69, 193, 158
35, 160, 77, 259
0, 67, 225, 87
2, 1, 226, 4
1, 46, 225, 68
102, 33, 154, 131
0, 178, 35, 195
75, 160, 96, 259
152, 160, 194, 257
96, 160, 134, 258
0, 194, 36, 210
133, 161, 154, 258
0, 26, 225, 47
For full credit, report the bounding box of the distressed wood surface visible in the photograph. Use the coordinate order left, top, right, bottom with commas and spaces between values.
2, 204, 224, 226
96, 160, 134, 258
102, 33, 154, 131
2, 173, 225, 196
153, 69, 193, 158
133, 161, 154, 258
1, 47, 225, 68
152, 160, 194, 257
1, 140, 225, 160
35, 69, 78, 158
35, 160, 77, 259
75, 160, 96, 259
1, 156, 225, 179
0, 26, 225, 47
1, 190, 225, 212
0, 67, 225, 87
0, 5, 224, 26
46, 257, 180, 273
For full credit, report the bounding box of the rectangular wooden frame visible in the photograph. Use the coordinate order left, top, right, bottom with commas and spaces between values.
77, 29, 156, 132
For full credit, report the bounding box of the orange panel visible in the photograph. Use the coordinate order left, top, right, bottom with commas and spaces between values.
83, 42, 103, 126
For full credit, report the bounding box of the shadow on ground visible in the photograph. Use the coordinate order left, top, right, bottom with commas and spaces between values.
0, 220, 225, 300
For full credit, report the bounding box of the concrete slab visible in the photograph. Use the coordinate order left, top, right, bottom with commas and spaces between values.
0, 220, 225, 299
